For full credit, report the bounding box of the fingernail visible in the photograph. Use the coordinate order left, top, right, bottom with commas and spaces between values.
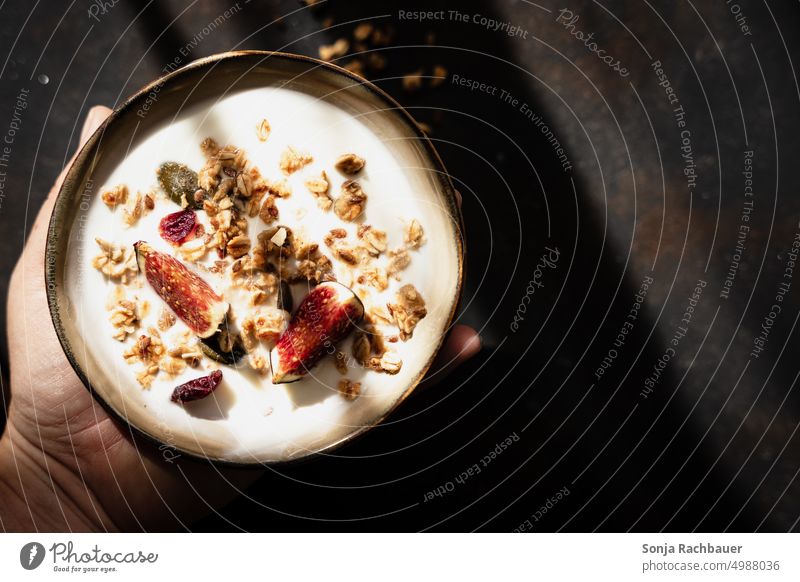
462, 333, 482, 360
79, 106, 107, 144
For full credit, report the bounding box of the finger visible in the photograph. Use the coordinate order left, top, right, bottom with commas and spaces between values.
421, 324, 481, 388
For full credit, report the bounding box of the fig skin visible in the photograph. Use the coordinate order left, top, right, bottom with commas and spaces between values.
270, 281, 364, 384
134, 241, 228, 338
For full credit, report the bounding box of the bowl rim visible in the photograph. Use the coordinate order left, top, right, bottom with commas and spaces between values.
45, 50, 465, 467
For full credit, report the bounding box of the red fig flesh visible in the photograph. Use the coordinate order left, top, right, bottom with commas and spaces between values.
171, 370, 223, 402
134, 241, 228, 338
270, 281, 364, 383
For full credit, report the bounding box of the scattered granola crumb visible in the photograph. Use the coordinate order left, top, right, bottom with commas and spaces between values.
101, 184, 128, 209
405, 219, 425, 248
157, 307, 176, 332
107, 286, 140, 341
379, 351, 402, 374
402, 69, 424, 91
245, 307, 290, 343
353, 22, 373, 42
387, 247, 411, 277
259, 195, 279, 223
279, 146, 313, 175
123, 190, 152, 226
431, 65, 447, 87
92, 238, 138, 283
334, 153, 365, 175
179, 237, 207, 262
388, 284, 427, 340
256, 118, 271, 142
319, 38, 349, 61
338, 378, 361, 400
357, 224, 387, 256
305, 171, 332, 210
368, 305, 393, 325
357, 266, 388, 291
367, 52, 387, 71
334, 180, 367, 221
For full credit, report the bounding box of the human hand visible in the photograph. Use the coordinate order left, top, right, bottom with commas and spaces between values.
0, 105, 480, 532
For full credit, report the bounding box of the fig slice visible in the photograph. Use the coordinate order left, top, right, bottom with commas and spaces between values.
171, 370, 223, 403
134, 241, 228, 338
270, 281, 364, 384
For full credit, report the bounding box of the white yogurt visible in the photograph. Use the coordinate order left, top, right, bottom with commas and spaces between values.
64, 86, 460, 463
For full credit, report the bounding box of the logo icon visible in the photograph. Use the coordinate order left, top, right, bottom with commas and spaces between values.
20, 542, 45, 570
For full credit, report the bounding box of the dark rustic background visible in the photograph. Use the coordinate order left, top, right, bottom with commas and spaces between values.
2, 0, 800, 531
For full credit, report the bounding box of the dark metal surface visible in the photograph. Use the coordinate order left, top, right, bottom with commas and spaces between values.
1, 0, 799, 531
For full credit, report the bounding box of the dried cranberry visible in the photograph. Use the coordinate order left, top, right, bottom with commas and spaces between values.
171, 370, 223, 403
159, 210, 197, 244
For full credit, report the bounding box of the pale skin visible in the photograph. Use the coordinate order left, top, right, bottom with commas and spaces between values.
0, 106, 481, 532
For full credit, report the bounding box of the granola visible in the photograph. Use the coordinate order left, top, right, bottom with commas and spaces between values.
338, 378, 361, 400
101, 184, 128, 209
334, 153, 365, 175
92, 238, 138, 283
334, 180, 367, 221
387, 284, 427, 340
279, 146, 313, 175
256, 118, 271, 142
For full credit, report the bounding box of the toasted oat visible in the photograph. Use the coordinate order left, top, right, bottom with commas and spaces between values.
123, 190, 151, 226
256, 118, 271, 142
136, 365, 160, 388
101, 184, 128, 209
431, 65, 447, 87
226, 234, 251, 259
159, 356, 187, 376
259, 195, 279, 223
305, 171, 333, 210
334, 180, 367, 221
379, 351, 402, 374
295, 256, 334, 282
387, 247, 411, 277
200, 137, 221, 158
267, 179, 292, 198
92, 238, 138, 283
338, 378, 361, 401
179, 237, 207, 262
107, 286, 140, 341
387, 284, 427, 340
402, 69, 424, 91
279, 146, 313, 175
244, 307, 289, 343
353, 22, 373, 42
124, 332, 165, 367
169, 342, 203, 367
368, 305, 393, 325
157, 307, 176, 332
332, 244, 359, 266
319, 38, 349, 61
357, 225, 387, 256
405, 219, 425, 248
324, 228, 348, 247
357, 266, 388, 291
334, 153, 365, 175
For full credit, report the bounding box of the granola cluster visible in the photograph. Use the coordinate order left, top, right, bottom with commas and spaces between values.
93, 128, 432, 395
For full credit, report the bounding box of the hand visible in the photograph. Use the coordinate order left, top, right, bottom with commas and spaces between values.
0, 106, 480, 532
